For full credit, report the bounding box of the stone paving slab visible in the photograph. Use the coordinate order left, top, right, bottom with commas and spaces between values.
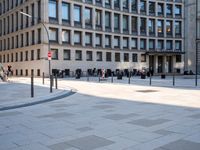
0, 78, 200, 150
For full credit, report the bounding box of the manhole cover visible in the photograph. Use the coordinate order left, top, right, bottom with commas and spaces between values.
136, 90, 158, 93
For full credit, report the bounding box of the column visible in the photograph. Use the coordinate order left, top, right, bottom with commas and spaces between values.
154, 55, 158, 73
70, 3, 74, 27
111, 12, 114, 33
120, 14, 123, 34
82, 6, 85, 29
102, 10, 105, 31
128, 15, 132, 35
58, 0, 62, 25
163, 56, 167, 73
41, 0, 48, 23
92, 8, 96, 30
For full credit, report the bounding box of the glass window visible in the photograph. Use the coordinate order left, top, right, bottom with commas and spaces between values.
175, 5, 181, 16
124, 53, 129, 62
105, 35, 111, 47
105, 0, 111, 6
96, 51, 102, 61
166, 40, 173, 50
157, 40, 164, 50
114, 0, 120, 8
149, 39, 155, 50
123, 15, 128, 31
123, 37, 128, 48
27, 50, 32, 61
131, 17, 137, 33
157, 3, 164, 16
115, 53, 120, 62
140, 18, 146, 34
49, 28, 58, 41
51, 49, 58, 60
148, 19, 155, 34
105, 12, 111, 28
62, 2, 69, 21
85, 32, 92, 46
123, 0, 128, 9
96, 34, 101, 46
95, 9, 101, 27
175, 41, 182, 51
131, 0, 137, 12
132, 53, 138, 62
157, 20, 164, 35
74, 5, 81, 23
63, 49, 70, 60
140, 0, 146, 13
62, 30, 70, 43
49, 0, 57, 18
106, 52, 112, 62
75, 50, 82, 60
149, 2, 155, 14
140, 39, 146, 50
176, 55, 182, 62
166, 20, 173, 36
85, 7, 92, 25
114, 14, 120, 30
131, 38, 137, 49
114, 36, 120, 48
175, 21, 181, 35
166, 4, 173, 16
86, 51, 93, 61
74, 31, 81, 44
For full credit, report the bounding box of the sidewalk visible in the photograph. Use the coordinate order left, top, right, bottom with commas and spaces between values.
0, 77, 73, 111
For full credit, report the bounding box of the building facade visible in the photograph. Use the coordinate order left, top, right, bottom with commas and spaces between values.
184, 0, 200, 74
0, 0, 184, 76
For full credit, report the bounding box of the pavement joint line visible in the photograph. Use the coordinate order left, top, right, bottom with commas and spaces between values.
0, 90, 76, 112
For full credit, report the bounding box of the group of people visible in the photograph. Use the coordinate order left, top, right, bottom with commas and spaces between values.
0, 64, 13, 82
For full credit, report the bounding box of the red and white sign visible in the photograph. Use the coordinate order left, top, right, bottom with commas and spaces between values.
48, 51, 52, 60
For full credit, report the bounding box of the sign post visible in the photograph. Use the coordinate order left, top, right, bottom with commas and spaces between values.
48, 51, 52, 61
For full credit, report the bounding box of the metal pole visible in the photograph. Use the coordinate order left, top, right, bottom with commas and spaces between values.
128, 71, 131, 84
31, 73, 34, 98
173, 71, 175, 86
55, 74, 58, 89
42, 72, 44, 85
50, 75, 53, 93
196, 0, 198, 86
99, 74, 100, 82
111, 72, 113, 83
150, 73, 152, 86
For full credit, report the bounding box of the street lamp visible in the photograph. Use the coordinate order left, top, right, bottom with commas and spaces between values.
20, 12, 51, 78
20, 12, 52, 92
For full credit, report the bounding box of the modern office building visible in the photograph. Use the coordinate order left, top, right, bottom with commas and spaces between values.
0, 0, 184, 76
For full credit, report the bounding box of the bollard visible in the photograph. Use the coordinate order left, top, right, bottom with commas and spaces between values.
128, 72, 131, 84
42, 72, 44, 85
150, 74, 152, 86
50, 75, 53, 93
173, 73, 175, 86
55, 74, 58, 89
98, 75, 100, 82
31, 74, 34, 98
111, 73, 113, 83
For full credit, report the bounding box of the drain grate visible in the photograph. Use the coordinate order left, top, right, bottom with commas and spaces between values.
136, 90, 158, 93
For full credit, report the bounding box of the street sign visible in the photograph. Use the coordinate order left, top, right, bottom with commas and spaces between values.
48, 51, 52, 60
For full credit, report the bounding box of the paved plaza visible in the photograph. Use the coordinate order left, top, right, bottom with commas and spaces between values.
0, 77, 200, 150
